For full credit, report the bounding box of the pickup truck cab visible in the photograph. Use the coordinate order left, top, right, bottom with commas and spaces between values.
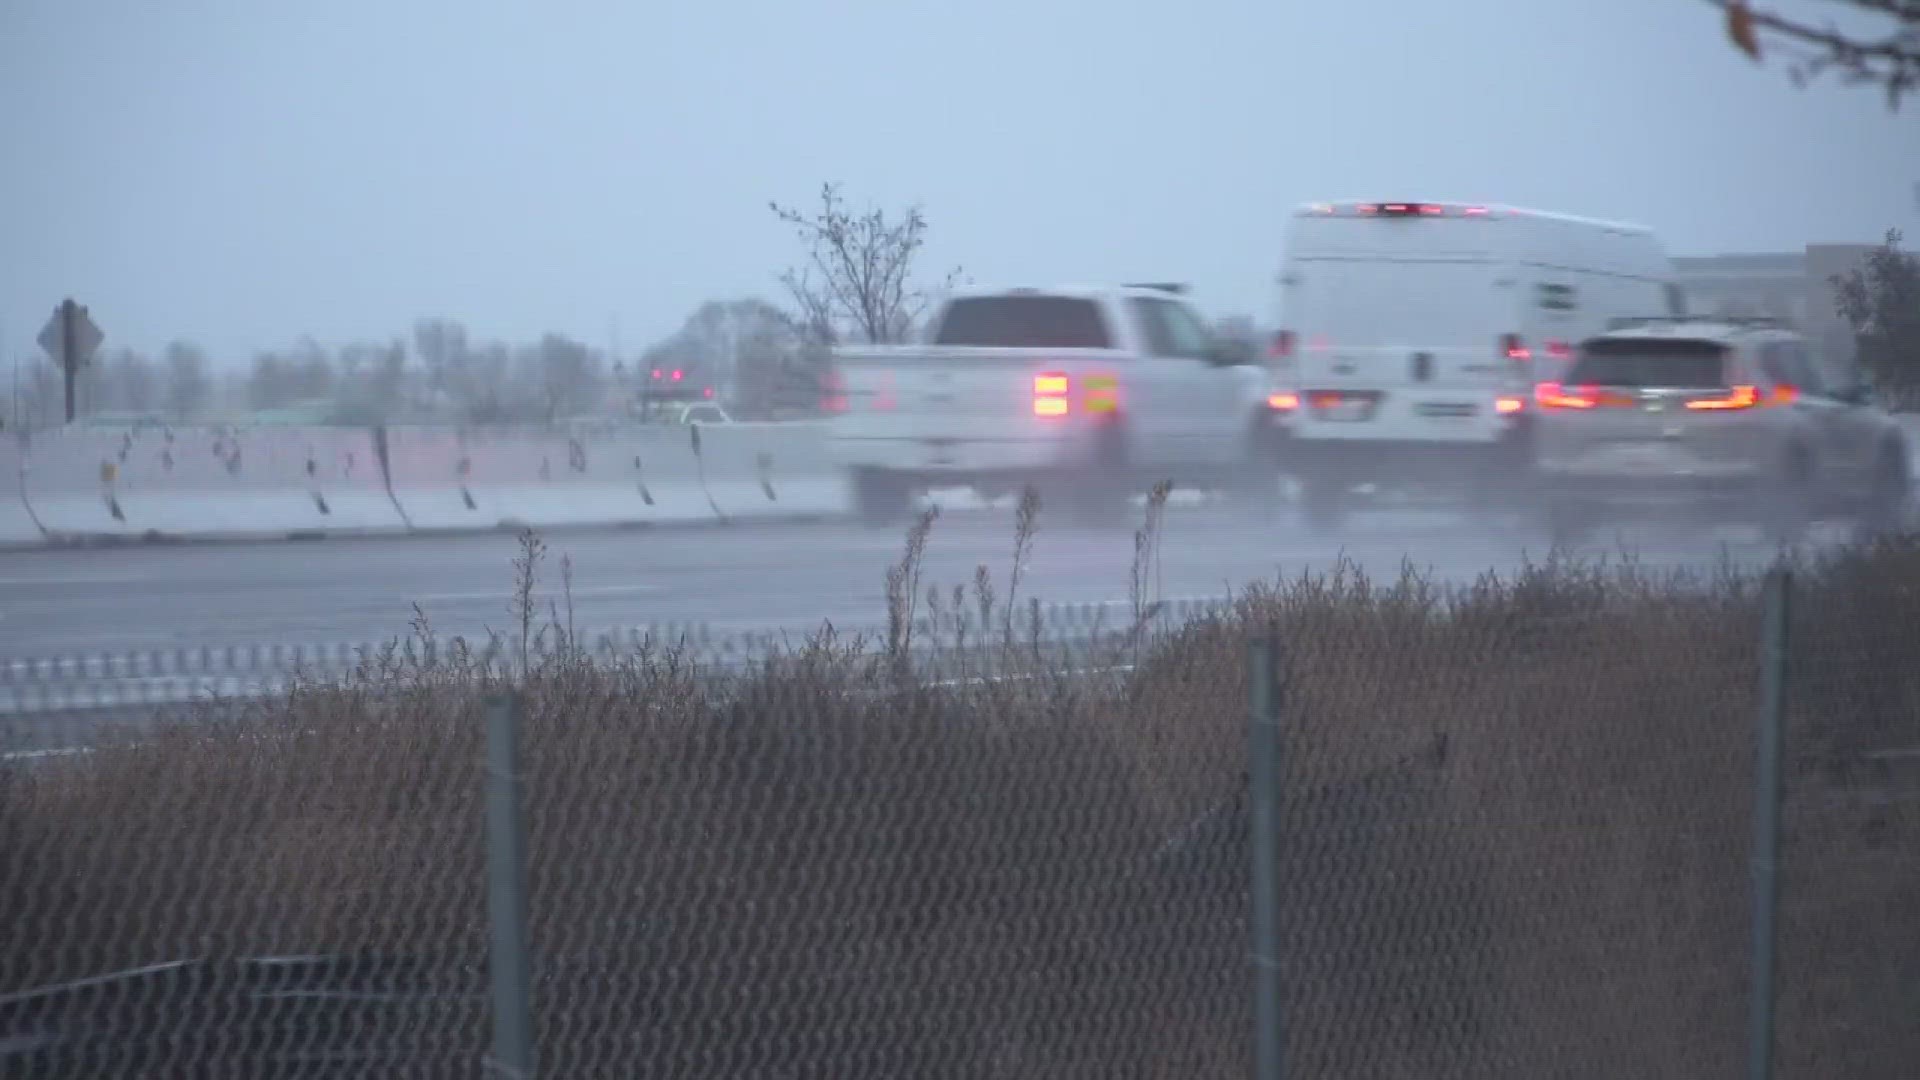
827, 285, 1279, 524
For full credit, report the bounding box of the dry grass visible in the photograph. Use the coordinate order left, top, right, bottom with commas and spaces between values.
1, 508, 1917, 1078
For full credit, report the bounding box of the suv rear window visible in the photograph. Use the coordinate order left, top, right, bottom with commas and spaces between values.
1567, 339, 1728, 389
932, 296, 1112, 349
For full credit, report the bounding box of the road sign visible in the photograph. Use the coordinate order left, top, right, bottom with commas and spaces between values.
39, 299, 104, 423
38, 299, 103, 370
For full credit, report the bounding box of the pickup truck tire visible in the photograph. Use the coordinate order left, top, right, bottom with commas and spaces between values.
850, 468, 913, 528
1060, 425, 1133, 528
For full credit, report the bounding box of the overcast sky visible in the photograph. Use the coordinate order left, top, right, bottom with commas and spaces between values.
3, 0, 1915, 366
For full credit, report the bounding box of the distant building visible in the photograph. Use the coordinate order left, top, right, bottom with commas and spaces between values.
1672, 244, 1878, 367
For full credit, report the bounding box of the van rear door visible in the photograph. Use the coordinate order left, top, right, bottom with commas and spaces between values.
1285, 259, 1514, 393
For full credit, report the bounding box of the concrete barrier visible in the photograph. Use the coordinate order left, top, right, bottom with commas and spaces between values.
1, 439, 43, 547
22, 425, 401, 542
686, 421, 847, 522
382, 424, 713, 531
2, 420, 855, 548
16, 430, 140, 540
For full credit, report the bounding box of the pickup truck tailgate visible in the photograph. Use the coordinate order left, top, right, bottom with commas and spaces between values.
838, 347, 1128, 435
830, 346, 1124, 471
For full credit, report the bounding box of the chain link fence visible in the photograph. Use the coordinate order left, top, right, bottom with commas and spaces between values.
2, 543, 1917, 1077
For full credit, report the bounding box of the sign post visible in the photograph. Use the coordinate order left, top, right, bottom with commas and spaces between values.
38, 298, 104, 424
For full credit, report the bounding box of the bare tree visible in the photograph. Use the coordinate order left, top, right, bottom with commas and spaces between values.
413, 317, 471, 404
770, 183, 962, 345
1832, 228, 1920, 390
248, 353, 296, 410
92, 348, 159, 414
336, 340, 411, 414
163, 341, 213, 420
1710, 0, 1920, 107
525, 334, 602, 421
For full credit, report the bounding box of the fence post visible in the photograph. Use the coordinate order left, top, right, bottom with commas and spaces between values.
1748, 567, 1790, 1080
1248, 635, 1285, 1080
485, 692, 535, 1079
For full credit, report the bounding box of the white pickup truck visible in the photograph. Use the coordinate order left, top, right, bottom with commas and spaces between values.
826, 285, 1283, 524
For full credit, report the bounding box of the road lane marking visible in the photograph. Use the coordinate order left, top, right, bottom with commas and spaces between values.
411, 584, 657, 603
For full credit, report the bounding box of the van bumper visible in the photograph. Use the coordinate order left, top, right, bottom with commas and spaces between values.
1278, 418, 1536, 485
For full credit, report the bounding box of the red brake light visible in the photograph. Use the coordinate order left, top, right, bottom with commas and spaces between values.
1503, 334, 1531, 362
1495, 395, 1525, 415
1545, 340, 1573, 360
1034, 371, 1071, 417
1770, 384, 1799, 405
1267, 392, 1300, 411
1685, 385, 1761, 411
702, 387, 714, 399
671, 369, 683, 381
1269, 330, 1296, 360
820, 368, 849, 414
651, 368, 662, 380
1463, 206, 1490, 216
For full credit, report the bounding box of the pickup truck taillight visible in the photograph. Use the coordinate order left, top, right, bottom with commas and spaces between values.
1033, 372, 1119, 417
1034, 372, 1070, 416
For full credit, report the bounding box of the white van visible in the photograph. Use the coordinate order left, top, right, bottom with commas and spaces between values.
1270, 200, 1681, 521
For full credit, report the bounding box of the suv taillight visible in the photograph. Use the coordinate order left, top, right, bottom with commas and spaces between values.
1502, 334, 1531, 362
1535, 382, 1596, 410
1685, 385, 1761, 411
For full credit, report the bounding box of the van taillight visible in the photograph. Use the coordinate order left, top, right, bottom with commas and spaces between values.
1502, 334, 1531, 362
1034, 372, 1071, 416
1269, 330, 1296, 360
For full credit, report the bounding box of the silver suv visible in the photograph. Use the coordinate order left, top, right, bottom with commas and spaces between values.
1532, 317, 1912, 544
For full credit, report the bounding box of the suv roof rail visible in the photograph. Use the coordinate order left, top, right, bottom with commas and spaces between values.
1122, 282, 1189, 295
1605, 314, 1795, 332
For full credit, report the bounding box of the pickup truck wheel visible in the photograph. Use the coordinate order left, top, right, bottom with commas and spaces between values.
850, 468, 913, 527
1064, 426, 1133, 527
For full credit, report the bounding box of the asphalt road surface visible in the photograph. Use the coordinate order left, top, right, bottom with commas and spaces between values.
0, 500, 1826, 659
